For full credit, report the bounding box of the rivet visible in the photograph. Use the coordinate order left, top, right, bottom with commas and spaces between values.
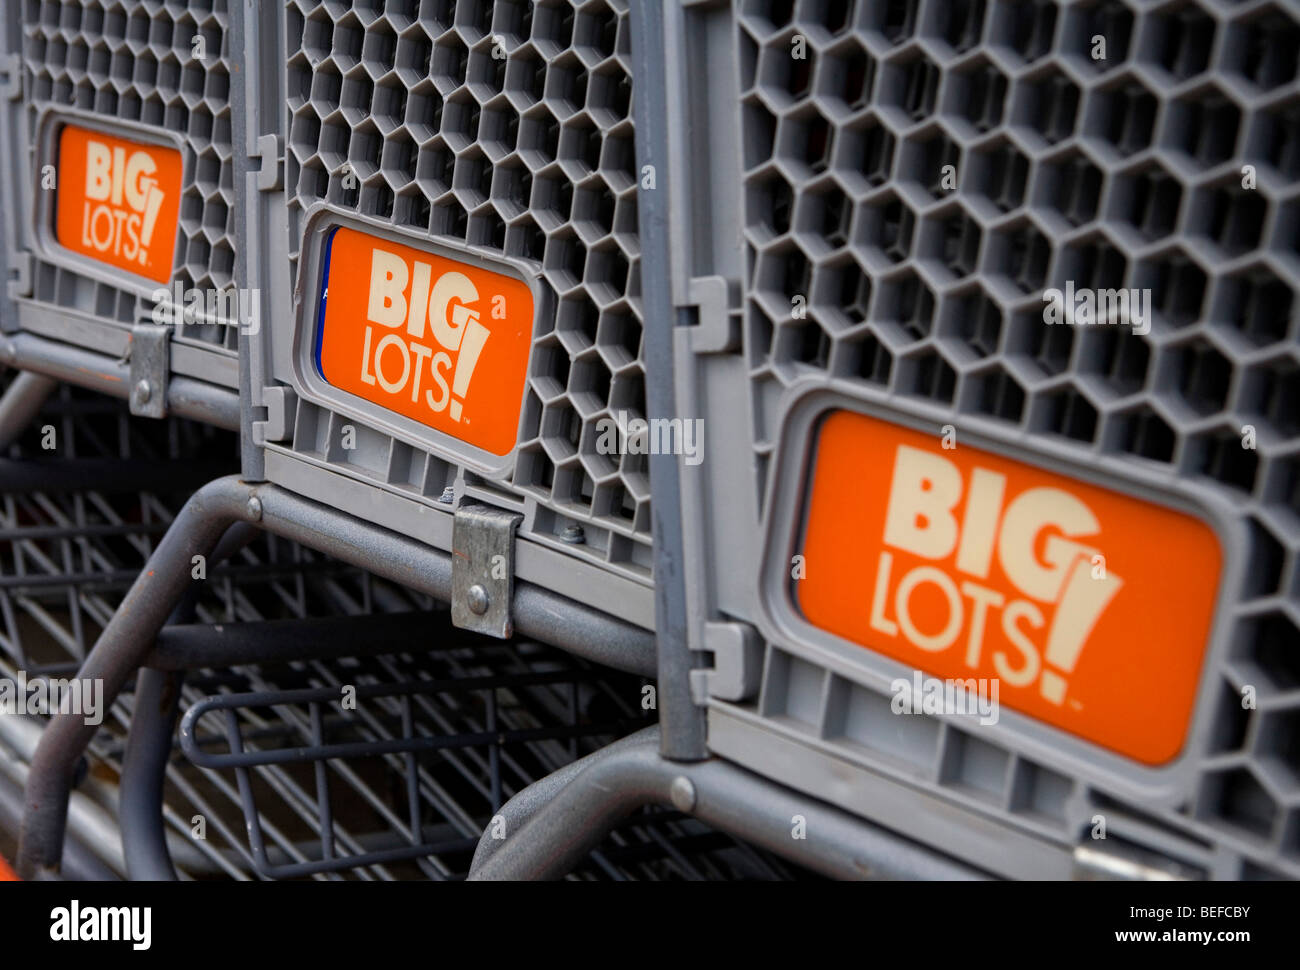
467, 584, 490, 615
669, 776, 696, 813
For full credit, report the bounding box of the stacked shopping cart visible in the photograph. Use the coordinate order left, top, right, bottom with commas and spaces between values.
0, 0, 1296, 882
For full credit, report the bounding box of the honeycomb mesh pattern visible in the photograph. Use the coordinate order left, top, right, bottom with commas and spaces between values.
19, 0, 238, 351
733, 0, 1300, 876
282, 0, 651, 573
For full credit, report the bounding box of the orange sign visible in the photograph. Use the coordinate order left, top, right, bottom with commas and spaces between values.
315, 227, 534, 457
54, 125, 182, 283
798, 411, 1222, 765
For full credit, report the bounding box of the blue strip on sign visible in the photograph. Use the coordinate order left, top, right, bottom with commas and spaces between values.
313, 225, 342, 378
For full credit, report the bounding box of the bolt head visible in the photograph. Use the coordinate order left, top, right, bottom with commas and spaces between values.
467, 583, 490, 615
560, 523, 586, 544
669, 776, 696, 813
437, 486, 455, 504
246, 496, 263, 521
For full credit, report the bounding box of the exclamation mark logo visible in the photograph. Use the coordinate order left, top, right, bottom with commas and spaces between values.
450, 318, 489, 422
1040, 558, 1123, 705
139, 183, 165, 264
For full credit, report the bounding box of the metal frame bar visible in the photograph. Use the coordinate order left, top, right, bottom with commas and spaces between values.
118, 667, 182, 881
0, 371, 57, 450
468, 726, 987, 882
118, 520, 259, 881
629, 0, 705, 762
469, 727, 656, 873
143, 611, 474, 672
17, 475, 657, 877
0, 456, 234, 494
0, 334, 239, 431
18, 477, 243, 877
0, 769, 118, 881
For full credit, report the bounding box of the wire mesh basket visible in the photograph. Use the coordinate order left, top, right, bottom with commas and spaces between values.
0, 370, 808, 881
170, 639, 805, 881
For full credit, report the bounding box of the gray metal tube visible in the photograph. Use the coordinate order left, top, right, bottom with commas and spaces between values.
0, 769, 118, 881
0, 457, 235, 494
118, 668, 182, 881
20, 476, 656, 876
0, 371, 57, 449
249, 485, 657, 677
470, 728, 986, 882
229, 0, 265, 483
144, 611, 466, 672
628, 0, 706, 761
469, 726, 659, 872
118, 520, 262, 881
0, 333, 240, 431
17, 476, 252, 878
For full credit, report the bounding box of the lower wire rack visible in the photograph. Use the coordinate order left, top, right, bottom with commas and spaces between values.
168, 638, 804, 881
0, 375, 811, 880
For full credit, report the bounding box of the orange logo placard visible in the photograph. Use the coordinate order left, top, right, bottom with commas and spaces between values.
798, 411, 1222, 765
54, 125, 182, 283
315, 227, 534, 457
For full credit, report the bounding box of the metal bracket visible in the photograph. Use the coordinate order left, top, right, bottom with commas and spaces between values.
251, 385, 297, 444
255, 134, 283, 192
690, 621, 762, 703
451, 504, 524, 639
0, 54, 21, 101
128, 324, 170, 419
